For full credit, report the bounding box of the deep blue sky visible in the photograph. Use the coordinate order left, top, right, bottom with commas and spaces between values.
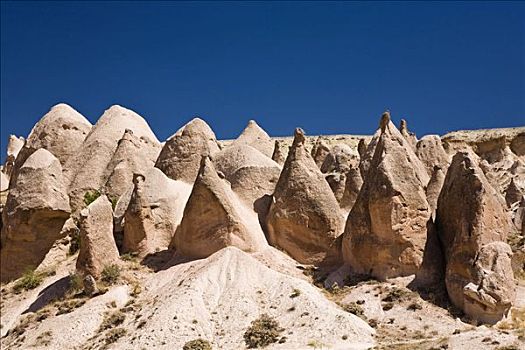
1, 1, 524, 161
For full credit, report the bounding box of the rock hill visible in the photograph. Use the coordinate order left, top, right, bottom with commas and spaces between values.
0, 105, 524, 350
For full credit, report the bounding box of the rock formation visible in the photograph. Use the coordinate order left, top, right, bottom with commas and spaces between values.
212, 144, 281, 226
155, 118, 220, 183
416, 135, 450, 176
103, 129, 161, 201
271, 140, 286, 165
123, 169, 191, 257
505, 178, 522, 208
1, 149, 71, 281
311, 136, 330, 168
76, 195, 119, 278
65, 105, 159, 212
9, 104, 91, 187
232, 120, 274, 158
342, 113, 431, 280
426, 165, 446, 216
266, 128, 345, 265
2, 135, 24, 179
436, 151, 515, 323
171, 157, 267, 259
399, 118, 417, 150
340, 166, 363, 211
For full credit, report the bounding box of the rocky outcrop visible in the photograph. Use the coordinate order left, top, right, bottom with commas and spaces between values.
65, 105, 159, 212
340, 167, 363, 211
213, 144, 281, 213
399, 119, 417, 150
0, 172, 8, 192
342, 113, 431, 280
271, 140, 286, 165
123, 169, 191, 257
266, 128, 345, 265
505, 178, 522, 208
103, 129, 161, 201
321, 144, 359, 205
9, 104, 91, 187
171, 157, 267, 259
416, 135, 450, 176
232, 120, 274, 158
2, 135, 24, 179
1, 149, 71, 281
155, 118, 220, 183
76, 195, 119, 278
426, 165, 446, 216
311, 137, 330, 168
436, 151, 515, 323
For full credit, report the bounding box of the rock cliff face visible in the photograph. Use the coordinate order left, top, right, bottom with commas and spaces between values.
436, 152, 515, 323
1, 103, 523, 349
155, 118, 220, 183
342, 113, 431, 280
1, 149, 71, 281
266, 128, 345, 265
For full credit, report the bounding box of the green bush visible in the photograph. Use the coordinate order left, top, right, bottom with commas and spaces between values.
183, 338, 212, 350
101, 264, 120, 285
290, 288, 301, 298
68, 272, 83, 294
99, 311, 125, 331
341, 302, 365, 318
13, 269, 44, 293
243, 314, 283, 348
83, 190, 101, 206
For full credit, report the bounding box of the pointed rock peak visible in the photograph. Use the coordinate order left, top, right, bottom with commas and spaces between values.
379, 110, 391, 133
172, 152, 267, 258
272, 139, 286, 165
292, 127, 306, 147
23, 148, 58, 169
232, 119, 274, 157
400, 118, 408, 132
172, 117, 216, 140
357, 138, 367, 158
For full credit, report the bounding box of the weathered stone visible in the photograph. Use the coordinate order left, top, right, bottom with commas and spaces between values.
103, 129, 161, 201
311, 137, 330, 168
505, 178, 522, 208
1, 149, 71, 281
399, 119, 417, 150
83, 274, 97, 296
342, 114, 431, 280
416, 135, 450, 176
340, 167, 363, 211
76, 195, 119, 279
426, 165, 446, 217
155, 118, 220, 183
123, 169, 191, 257
65, 105, 159, 212
436, 151, 515, 323
267, 128, 345, 265
232, 120, 274, 158
271, 140, 286, 165
171, 157, 267, 259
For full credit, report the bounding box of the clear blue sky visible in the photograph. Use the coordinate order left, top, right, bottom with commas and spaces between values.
1, 1, 524, 161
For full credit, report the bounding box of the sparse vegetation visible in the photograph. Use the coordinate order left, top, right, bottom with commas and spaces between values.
68, 230, 80, 255
56, 299, 86, 315
243, 314, 283, 348
34, 330, 53, 346
340, 302, 365, 318
382, 287, 413, 303
183, 338, 212, 350
99, 311, 125, 331
382, 302, 394, 311
407, 302, 422, 311
84, 190, 101, 206
68, 272, 84, 295
101, 264, 120, 285
104, 327, 127, 345
307, 339, 326, 349
290, 288, 301, 298
13, 269, 44, 293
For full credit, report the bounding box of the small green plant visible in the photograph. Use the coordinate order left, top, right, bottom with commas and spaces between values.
243, 314, 283, 348
68, 273, 84, 295
68, 231, 80, 255
290, 288, 301, 298
341, 302, 365, 318
110, 196, 118, 210
13, 269, 44, 293
104, 327, 127, 345
120, 252, 139, 262
382, 302, 394, 311
34, 330, 53, 347
407, 302, 423, 311
56, 299, 86, 315
183, 338, 212, 350
84, 190, 101, 206
382, 287, 412, 302
101, 264, 120, 285
99, 311, 125, 331
307, 340, 326, 349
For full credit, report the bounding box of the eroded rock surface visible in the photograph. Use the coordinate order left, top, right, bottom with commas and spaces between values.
266, 128, 345, 265
1, 149, 71, 281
